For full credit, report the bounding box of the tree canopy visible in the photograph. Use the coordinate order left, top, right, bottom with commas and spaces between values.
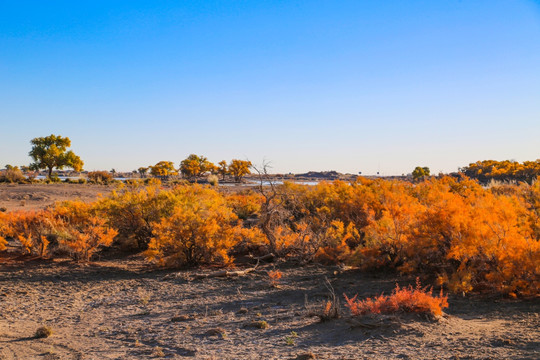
150, 161, 177, 177
180, 154, 215, 179
228, 159, 252, 182
29, 134, 83, 178
460, 159, 540, 184
412, 166, 430, 180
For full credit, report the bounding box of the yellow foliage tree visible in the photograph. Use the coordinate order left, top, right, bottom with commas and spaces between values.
228, 159, 252, 182
180, 154, 215, 180
28, 134, 83, 178
150, 161, 178, 177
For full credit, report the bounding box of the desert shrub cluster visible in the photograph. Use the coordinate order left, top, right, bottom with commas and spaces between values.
271, 177, 539, 296
0, 176, 538, 297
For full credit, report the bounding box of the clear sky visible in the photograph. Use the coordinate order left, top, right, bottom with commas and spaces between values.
1, 1, 539, 175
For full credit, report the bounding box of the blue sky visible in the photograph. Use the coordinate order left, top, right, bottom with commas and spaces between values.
1, 1, 539, 174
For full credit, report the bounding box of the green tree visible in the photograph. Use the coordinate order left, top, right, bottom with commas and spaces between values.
138, 167, 149, 178
412, 166, 430, 180
29, 135, 83, 178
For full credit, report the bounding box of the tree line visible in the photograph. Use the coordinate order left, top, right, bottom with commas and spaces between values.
139, 155, 252, 182
2, 134, 539, 185
3, 134, 252, 183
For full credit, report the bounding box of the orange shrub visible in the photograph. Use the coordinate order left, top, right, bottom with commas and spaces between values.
52, 201, 117, 261
225, 192, 262, 220
95, 183, 181, 250
145, 185, 262, 267
3, 210, 59, 256
276, 176, 538, 296
0, 212, 9, 251
344, 279, 448, 317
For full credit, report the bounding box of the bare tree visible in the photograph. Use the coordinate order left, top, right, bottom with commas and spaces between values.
251, 161, 285, 255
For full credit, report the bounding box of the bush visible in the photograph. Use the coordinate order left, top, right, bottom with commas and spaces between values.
226, 192, 262, 220
2, 210, 59, 256
344, 279, 448, 317
87, 171, 113, 184
0, 168, 26, 183
95, 184, 180, 250
52, 201, 117, 261
0, 212, 9, 251
35, 326, 53, 338
207, 174, 219, 186
145, 185, 261, 267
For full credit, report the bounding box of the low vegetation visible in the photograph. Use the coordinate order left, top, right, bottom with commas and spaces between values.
0, 172, 538, 298
344, 279, 449, 317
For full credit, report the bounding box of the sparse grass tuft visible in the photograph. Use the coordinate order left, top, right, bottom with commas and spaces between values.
152, 346, 165, 357
35, 326, 53, 338
295, 352, 317, 360
318, 277, 341, 322
284, 331, 298, 346
249, 320, 269, 329
236, 307, 249, 314
204, 327, 227, 339
318, 300, 340, 322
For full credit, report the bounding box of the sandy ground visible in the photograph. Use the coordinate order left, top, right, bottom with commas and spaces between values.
0, 255, 538, 360
0, 184, 115, 212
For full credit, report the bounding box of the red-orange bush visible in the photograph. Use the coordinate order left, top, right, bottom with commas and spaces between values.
344, 279, 449, 317
2, 210, 59, 256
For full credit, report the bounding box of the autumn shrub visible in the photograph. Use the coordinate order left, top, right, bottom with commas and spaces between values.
225, 192, 262, 220
0, 212, 9, 251
269, 177, 539, 296
0, 168, 26, 183
344, 279, 448, 317
252, 181, 359, 259
95, 184, 180, 250
52, 200, 117, 261
2, 210, 59, 256
87, 171, 113, 184
145, 185, 262, 267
